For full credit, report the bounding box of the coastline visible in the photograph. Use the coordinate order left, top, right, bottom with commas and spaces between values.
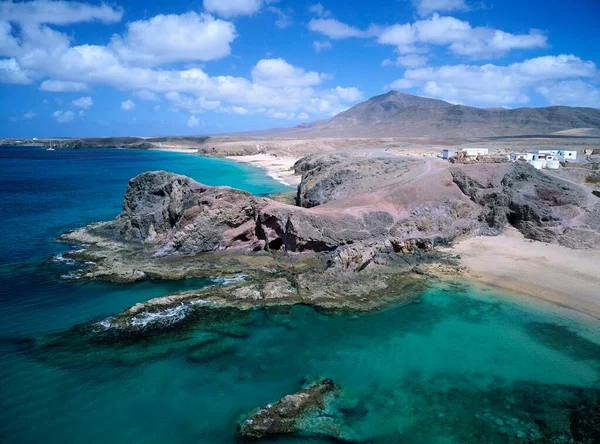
150, 147, 200, 154
225, 153, 301, 187
444, 228, 600, 319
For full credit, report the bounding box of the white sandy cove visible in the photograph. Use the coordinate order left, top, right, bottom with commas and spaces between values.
444, 228, 600, 319
226, 154, 301, 187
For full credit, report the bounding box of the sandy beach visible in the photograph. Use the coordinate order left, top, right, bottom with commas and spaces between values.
226, 153, 301, 187
445, 228, 600, 319
150, 147, 200, 154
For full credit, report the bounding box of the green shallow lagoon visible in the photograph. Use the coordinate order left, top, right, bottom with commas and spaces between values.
1, 147, 599, 443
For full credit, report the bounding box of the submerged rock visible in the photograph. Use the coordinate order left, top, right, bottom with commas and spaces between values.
239, 379, 341, 440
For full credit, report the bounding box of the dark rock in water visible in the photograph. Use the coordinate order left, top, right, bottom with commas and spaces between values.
186, 337, 238, 364
239, 378, 341, 440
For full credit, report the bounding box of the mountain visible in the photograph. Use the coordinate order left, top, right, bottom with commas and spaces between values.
283, 91, 600, 138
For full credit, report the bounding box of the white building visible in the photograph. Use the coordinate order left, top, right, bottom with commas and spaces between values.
558, 150, 577, 161
460, 148, 489, 157
441, 149, 457, 159
511, 153, 534, 162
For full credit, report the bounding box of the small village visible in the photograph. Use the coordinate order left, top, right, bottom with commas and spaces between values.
441, 146, 600, 170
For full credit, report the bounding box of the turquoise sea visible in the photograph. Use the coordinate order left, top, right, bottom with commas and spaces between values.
1, 146, 599, 443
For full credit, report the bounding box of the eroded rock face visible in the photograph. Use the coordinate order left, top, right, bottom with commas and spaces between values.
103, 171, 268, 254
80, 168, 472, 257
239, 379, 340, 440
450, 162, 600, 248
295, 152, 422, 207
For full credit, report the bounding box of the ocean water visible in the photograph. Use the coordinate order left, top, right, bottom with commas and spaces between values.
1, 147, 599, 443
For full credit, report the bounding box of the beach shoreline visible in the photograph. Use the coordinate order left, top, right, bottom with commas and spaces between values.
225, 153, 301, 187
444, 228, 600, 319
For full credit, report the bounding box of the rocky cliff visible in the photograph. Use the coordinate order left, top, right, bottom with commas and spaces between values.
74, 152, 599, 267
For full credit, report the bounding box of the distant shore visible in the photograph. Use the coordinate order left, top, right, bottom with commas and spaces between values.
226, 153, 301, 187
444, 228, 600, 319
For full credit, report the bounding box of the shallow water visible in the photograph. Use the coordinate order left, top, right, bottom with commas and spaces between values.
1, 147, 599, 443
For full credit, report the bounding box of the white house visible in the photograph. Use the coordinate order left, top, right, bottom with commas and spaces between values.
459, 148, 489, 157
511, 152, 534, 162
441, 149, 457, 159
558, 150, 577, 161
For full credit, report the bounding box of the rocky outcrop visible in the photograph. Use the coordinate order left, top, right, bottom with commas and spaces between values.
103, 171, 268, 254
450, 162, 600, 248
74, 167, 477, 257
239, 379, 341, 440
295, 152, 421, 207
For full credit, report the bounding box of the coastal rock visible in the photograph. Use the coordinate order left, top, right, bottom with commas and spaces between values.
450, 162, 599, 248
103, 171, 268, 254
239, 379, 341, 440
295, 152, 421, 207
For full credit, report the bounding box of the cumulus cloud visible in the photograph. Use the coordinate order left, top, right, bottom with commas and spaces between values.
377, 14, 547, 59
186, 115, 202, 128
133, 90, 159, 101
110, 13, 236, 66
203, 0, 262, 18
0, 13, 364, 121
53, 109, 74, 123
386, 54, 599, 107
251, 58, 327, 87
165, 91, 220, 113
39, 79, 88, 92
71, 95, 93, 109
308, 13, 546, 60
120, 99, 135, 111
308, 19, 376, 40
23, 111, 36, 119
0, 57, 32, 83
332, 86, 364, 102
413, 0, 469, 17
537, 81, 600, 108
0, 0, 123, 25
313, 40, 332, 52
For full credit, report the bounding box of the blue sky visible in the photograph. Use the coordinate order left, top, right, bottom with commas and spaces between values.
0, 0, 599, 137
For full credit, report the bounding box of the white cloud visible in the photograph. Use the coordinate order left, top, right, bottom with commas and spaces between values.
313, 40, 332, 52
0, 20, 19, 56
386, 54, 599, 107
134, 90, 159, 101
377, 14, 547, 59
53, 109, 74, 123
537, 81, 600, 108
203, 0, 262, 18
251, 58, 326, 87
308, 19, 374, 40
332, 86, 363, 102
268, 7, 291, 29
0, 15, 363, 121
121, 99, 136, 111
110, 13, 236, 66
23, 111, 36, 119
308, 3, 331, 17
165, 91, 221, 113
71, 95, 93, 109
187, 115, 202, 127
0, 57, 31, 83
383, 54, 429, 68
413, 0, 468, 17
153, 105, 161, 112
309, 13, 546, 59
0, 0, 123, 25
39, 79, 88, 92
